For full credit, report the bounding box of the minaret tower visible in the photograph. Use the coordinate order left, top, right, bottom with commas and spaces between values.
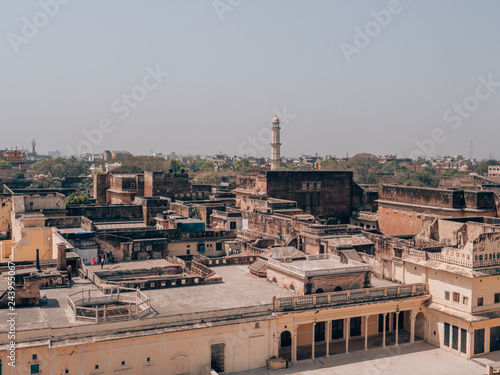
270, 115, 281, 171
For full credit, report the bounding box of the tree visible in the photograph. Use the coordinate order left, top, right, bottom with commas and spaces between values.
75, 178, 93, 195
476, 160, 498, 175
349, 153, 381, 184
32, 157, 89, 178
406, 167, 439, 188
202, 161, 215, 171
0, 160, 12, 169
12, 172, 25, 179
235, 158, 251, 172
383, 160, 398, 173
168, 159, 186, 173
112, 164, 143, 173
28, 179, 62, 189
66, 193, 91, 205
194, 170, 222, 185
190, 205, 202, 220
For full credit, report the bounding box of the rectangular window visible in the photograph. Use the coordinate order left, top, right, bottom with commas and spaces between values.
197, 244, 205, 253
30, 364, 40, 375
453, 292, 460, 303
463, 296, 469, 305
478, 297, 484, 306
444, 291, 450, 300
444, 323, 450, 347
230, 221, 236, 229
495, 293, 500, 304
216, 242, 222, 251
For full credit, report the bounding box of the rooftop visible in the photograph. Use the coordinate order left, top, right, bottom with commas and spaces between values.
267, 254, 371, 278
0, 264, 297, 333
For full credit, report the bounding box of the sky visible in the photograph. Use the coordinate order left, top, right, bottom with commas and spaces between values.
1, 0, 499, 159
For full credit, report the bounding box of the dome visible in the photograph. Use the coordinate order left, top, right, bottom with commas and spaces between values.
272, 116, 280, 124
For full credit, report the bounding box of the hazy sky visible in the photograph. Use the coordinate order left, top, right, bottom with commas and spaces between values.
1, 0, 500, 159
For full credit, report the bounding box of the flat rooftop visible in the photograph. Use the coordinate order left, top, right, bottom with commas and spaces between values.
87, 258, 173, 272
268, 254, 371, 277
0, 264, 296, 332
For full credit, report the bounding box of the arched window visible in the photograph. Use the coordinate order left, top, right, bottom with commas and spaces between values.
280, 331, 292, 348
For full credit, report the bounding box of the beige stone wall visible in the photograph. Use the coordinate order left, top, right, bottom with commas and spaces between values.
267, 267, 366, 295
0, 195, 12, 232
0, 320, 274, 375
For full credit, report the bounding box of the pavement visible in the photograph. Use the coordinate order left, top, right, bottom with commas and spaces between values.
233, 342, 485, 375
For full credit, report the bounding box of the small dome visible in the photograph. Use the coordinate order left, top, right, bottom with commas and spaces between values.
272, 116, 280, 124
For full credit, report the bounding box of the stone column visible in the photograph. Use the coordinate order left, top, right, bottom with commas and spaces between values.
382, 313, 387, 347
365, 316, 369, 350
292, 328, 298, 364
345, 318, 350, 354
410, 311, 416, 344
312, 322, 316, 360
395, 311, 400, 346
326, 320, 331, 358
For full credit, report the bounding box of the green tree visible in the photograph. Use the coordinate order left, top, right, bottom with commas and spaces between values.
112, 164, 143, 173
406, 167, 439, 188
12, 172, 25, 179
235, 158, 251, 172
66, 193, 91, 205
476, 160, 498, 175
190, 205, 202, 220
349, 154, 381, 184
75, 178, 93, 195
32, 157, 89, 178
0, 160, 12, 169
195, 170, 222, 185
28, 179, 62, 189
168, 159, 187, 173
202, 161, 215, 171
383, 160, 398, 173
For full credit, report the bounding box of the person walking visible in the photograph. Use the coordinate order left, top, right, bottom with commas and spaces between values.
100, 255, 104, 269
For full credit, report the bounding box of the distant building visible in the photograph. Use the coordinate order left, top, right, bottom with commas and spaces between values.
377, 185, 497, 236
488, 165, 500, 177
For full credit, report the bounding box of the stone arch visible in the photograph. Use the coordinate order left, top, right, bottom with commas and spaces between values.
315, 288, 324, 294
279, 330, 292, 362
415, 312, 426, 340
171, 353, 189, 375
334, 286, 343, 291
289, 284, 295, 291
272, 277, 277, 284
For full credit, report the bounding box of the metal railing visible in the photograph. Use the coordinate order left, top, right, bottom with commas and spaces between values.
272, 283, 428, 312
68, 287, 151, 323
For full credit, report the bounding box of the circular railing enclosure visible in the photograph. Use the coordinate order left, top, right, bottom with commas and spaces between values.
68, 287, 151, 323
